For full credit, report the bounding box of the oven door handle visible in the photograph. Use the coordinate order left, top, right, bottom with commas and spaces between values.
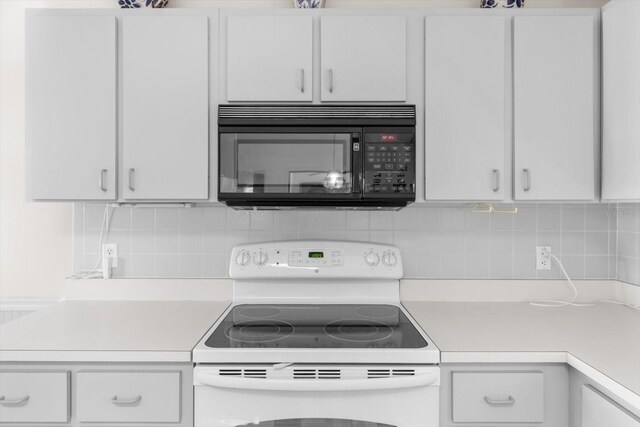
195, 372, 438, 391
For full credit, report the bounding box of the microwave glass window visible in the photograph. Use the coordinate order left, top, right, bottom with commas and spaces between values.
220, 133, 352, 194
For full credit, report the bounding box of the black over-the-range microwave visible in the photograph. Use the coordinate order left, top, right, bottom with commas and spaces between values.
217, 105, 416, 209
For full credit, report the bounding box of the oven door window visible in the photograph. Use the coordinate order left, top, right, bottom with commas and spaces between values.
236, 419, 394, 427
220, 133, 353, 195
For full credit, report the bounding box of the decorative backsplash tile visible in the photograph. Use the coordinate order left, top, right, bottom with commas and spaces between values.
73, 203, 620, 281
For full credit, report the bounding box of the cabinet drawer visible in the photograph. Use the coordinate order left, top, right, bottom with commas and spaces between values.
0, 371, 69, 423
77, 371, 181, 423
452, 372, 544, 423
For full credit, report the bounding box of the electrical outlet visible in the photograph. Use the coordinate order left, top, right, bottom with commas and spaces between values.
102, 243, 118, 268
536, 246, 551, 270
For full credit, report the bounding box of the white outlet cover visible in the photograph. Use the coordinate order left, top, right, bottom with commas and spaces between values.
536, 246, 551, 270
102, 243, 118, 268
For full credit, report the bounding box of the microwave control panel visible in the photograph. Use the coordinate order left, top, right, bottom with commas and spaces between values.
363, 131, 415, 196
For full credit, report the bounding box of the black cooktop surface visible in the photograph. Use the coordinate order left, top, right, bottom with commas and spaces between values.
205, 304, 428, 349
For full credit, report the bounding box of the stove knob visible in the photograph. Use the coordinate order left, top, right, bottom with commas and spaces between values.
364, 250, 380, 267
382, 251, 398, 267
235, 250, 251, 267
253, 250, 269, 267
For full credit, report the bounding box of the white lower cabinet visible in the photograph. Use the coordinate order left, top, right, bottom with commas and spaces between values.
582, 385, 640, 427
0, 363, 192, 427
77, 371, 181, 423
452, 372, 544, 423
441, 364, 569, 427
0, 372, 70, 423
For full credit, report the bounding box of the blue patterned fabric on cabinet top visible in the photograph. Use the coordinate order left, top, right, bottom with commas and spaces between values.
481, 0, 524, 7
294, 0, 325, 8
118, 0, 168, 8
502, 0, 525, 7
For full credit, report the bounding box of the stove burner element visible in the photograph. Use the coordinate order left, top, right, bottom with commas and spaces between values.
355, 305, 399, 319
238, 306, 282, 319
338, 324, 380, 337
225, 320, 294, 343
324, 319, 394, 343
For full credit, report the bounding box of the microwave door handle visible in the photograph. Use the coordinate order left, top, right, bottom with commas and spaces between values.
195, 372, 438, 392
352, 136, 362, 195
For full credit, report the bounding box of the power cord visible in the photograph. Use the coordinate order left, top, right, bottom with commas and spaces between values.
530, 250, 640, 311
67, 205, 114, 280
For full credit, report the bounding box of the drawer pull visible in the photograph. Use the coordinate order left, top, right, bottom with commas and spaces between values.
128, 168, 135, 192
492, 169, 500, 192
0, 395, 30, 406
522, 168, 531, 192
99, 169, 107, 192
484, 395, 515, 405
111, 395, 142, 405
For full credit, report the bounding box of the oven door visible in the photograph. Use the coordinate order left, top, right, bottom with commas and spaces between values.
218, 127, 362, 207
194, 365, 439, 427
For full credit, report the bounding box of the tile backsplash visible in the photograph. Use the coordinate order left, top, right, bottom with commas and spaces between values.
617, 203, 640, 286
73, 203, 619, 281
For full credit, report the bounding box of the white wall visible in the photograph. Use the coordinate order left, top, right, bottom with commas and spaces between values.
0, 0, 608, 300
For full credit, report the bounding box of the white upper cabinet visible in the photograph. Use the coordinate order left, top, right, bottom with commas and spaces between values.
602, 1, 640, 201
122, 16, 209, 200
425, 16, 505, 201
226, 16, 312, 102
26, 15, 116, 200
513, 16, 597, 201
320, 16, 406, 102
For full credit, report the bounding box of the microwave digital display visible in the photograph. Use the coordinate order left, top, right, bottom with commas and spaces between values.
380, 134, 398, 142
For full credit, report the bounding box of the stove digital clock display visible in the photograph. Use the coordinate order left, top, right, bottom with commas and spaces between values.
308, 251, 324, 259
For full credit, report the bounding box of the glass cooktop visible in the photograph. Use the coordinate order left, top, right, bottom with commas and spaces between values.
205, 304, 428, 349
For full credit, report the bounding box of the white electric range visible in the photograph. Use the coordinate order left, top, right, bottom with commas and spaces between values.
193, 241, 440, 427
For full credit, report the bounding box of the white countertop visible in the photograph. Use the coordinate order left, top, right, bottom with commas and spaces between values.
403, 301, 640, 409
0, 300, 229, 363
1, 279, 638, 409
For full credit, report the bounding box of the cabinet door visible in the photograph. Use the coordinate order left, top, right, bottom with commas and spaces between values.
321, 16, 406, 102
582, 386, 640, 427
425, 16, 505, 201
26, 15, 116, 200
122, 16, 209, 200
226, 16, 312, 102
602, 2, 640, 201
514, 16, 596, 201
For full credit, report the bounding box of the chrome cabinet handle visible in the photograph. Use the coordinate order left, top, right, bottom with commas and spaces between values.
484, 395, 515, 405
523, 168, 531, 192
99, 169, 107, 192
0, 395, 30, 405
111, 395, 142, 405
492, 169, 500, 192
328, 68, 333, 94
299, 68, 305, 93
128, 168, 135, 192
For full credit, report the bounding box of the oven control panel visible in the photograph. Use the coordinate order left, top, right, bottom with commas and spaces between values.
229, 241, 403, 279
288, 249, 344, 267
363, 132, 415, 196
